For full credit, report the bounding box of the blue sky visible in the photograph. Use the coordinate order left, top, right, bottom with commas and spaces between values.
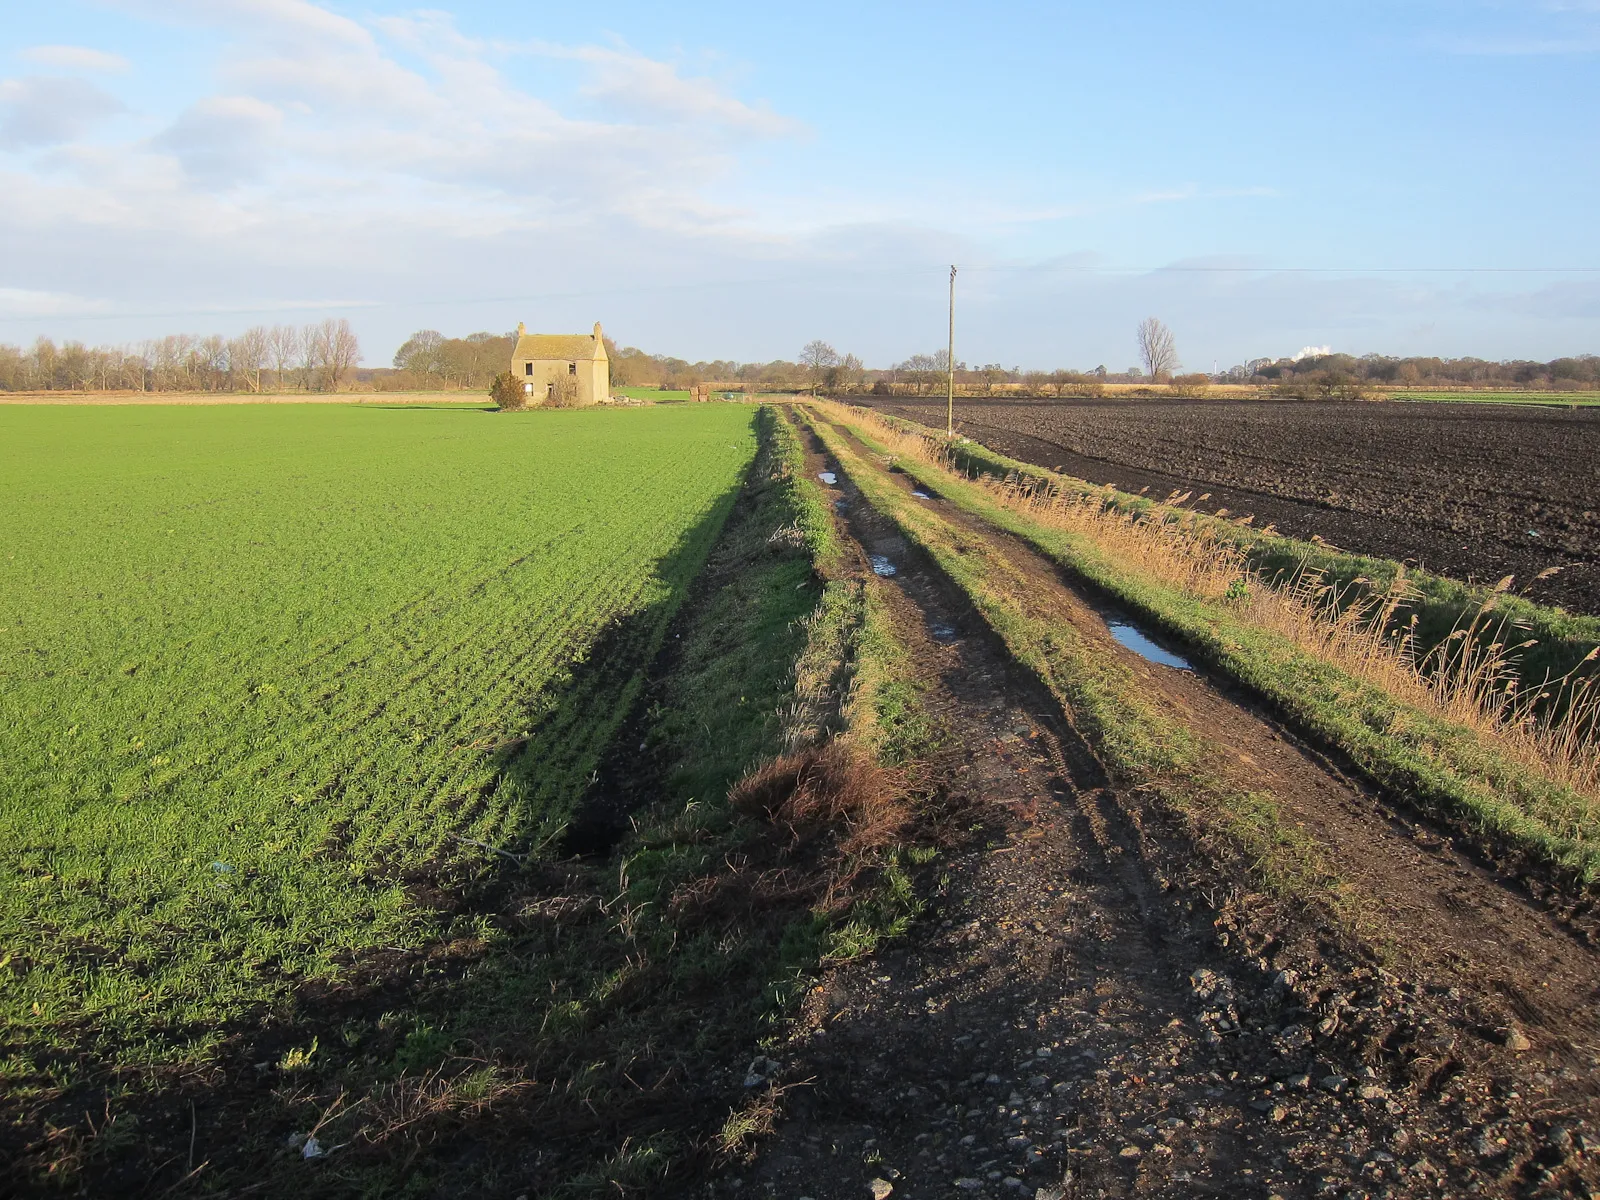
1, 0, 1596, 369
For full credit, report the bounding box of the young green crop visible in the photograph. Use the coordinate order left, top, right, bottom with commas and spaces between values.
0, 402, 756, 1072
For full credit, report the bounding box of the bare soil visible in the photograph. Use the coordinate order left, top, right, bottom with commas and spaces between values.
695, 413, 1600, 1199
859, 397, 1600, 616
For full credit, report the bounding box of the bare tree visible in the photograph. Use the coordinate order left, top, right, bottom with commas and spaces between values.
200, 334, 229, 391
300, 322, 325, 391
895, 350, 953, 396
1136, 317, 1180, 382
320, 318, 360, 391
547, 373, 582, 408
146, 335, 192, 392
393, 329, 445, 380
799, 340, 840, 393
834, 352, 865, 392
60, 341, 93, 391
267, 325, 301, 391
230, 326, 269, 393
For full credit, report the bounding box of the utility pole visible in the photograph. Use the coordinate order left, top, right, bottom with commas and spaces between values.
946, 264, 957, 438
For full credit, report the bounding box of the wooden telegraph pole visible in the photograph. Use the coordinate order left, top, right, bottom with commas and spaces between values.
946, 264, 957, 438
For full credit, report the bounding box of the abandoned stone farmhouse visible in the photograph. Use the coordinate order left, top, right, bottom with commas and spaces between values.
511, 322, 610, 406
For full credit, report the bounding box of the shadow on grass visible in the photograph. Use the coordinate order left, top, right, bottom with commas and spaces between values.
9, 407, 866, 1200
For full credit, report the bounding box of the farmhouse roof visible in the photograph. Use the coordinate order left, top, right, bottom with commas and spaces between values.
513, 322, 607, 362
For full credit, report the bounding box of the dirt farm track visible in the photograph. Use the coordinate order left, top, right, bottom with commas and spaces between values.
864, 397, 1600, 615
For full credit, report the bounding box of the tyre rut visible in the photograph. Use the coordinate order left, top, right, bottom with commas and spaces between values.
701, 409, 1600, 1198
842, 413, 1600, 1079
696, 413, 1590, 1199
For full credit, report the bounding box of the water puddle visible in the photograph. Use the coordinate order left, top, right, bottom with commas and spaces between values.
1107, 620, 1193, 671
911, 489, 932, 500
869, 555, 898, 577
818, 471, 838, 485
834, 498, 849, 511
929, 621, 959, 643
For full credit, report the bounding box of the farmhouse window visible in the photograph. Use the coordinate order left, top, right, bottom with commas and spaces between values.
524, 362, 532, 376
568, 363, 577, 375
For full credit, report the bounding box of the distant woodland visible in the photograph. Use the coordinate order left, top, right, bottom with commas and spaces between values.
2, 321, 1595, 397
0, 321, 361, 393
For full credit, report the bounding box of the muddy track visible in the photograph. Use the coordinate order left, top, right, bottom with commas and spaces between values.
697, 411, 1600, 1199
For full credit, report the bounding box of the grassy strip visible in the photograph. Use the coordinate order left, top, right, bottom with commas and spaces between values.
426, 407, 928, 1188
16, 407, 924, 1197
799, 408, 1345, 915
830, 409, 1600, 888
868, 408, 1600, 685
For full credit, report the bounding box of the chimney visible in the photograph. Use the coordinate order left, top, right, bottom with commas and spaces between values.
517, 322, 526, 336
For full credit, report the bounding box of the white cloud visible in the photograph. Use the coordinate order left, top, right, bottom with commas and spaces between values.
0, 286, 108, 318
151, 96, 285, 187
11, 2, 803, 222
0, 76, 125, 149
565, 46, 804, 137
106, 0, 372, 47
0, 0, 818, 350
7, 1, 1587, 368
19, 45, 131, 73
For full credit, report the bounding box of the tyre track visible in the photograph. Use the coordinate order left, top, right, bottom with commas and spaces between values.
710, 409, 1600, 1199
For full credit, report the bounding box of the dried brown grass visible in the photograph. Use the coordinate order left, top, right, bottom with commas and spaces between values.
729, 739, 912, 857
816, 401, 1600, 798
664, 742, 913, 926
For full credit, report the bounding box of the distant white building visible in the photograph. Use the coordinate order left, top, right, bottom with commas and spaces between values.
1291, 345, 1333, 362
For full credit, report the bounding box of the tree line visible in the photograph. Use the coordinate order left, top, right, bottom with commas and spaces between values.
387, 330, 515, 390
1241, 351, 1600, 396
0, 320, 361, 393
5, 316, 1593, 398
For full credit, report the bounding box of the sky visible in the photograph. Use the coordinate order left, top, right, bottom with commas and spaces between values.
0, 0, 1597, 371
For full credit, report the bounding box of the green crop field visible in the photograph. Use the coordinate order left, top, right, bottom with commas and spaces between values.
0, 402, 756, 1081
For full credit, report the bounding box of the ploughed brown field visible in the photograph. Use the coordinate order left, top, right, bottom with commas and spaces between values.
863, 396, 1600, 614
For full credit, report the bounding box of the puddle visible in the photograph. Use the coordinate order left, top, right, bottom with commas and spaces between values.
911, 489, 932, 499
817, 471, 838, 485
1107, 620, 1193, 671
869, 555, 898, 577
929, 622, 959, 643
834, 498, 849, 511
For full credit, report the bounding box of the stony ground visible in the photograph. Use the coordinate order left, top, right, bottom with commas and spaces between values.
681, 413, 1600, 1200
